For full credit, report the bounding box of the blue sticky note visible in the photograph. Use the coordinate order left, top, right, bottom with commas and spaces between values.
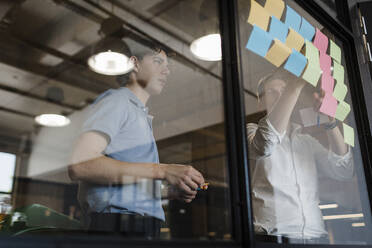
246, 25, 273, 57
285, 5, 301, 32
299, 18, 315, 41
269, 16, 289, 43
284, 49, 307, 76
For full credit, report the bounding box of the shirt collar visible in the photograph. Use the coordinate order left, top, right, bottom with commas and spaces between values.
121, 87, 149, 114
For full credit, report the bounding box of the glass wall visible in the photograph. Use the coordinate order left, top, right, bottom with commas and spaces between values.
0, 0, 232, 241
237, 0, 372, 245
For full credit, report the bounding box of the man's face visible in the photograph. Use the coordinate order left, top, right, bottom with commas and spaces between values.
135, 50, 170, 95
263, 78, 286, 113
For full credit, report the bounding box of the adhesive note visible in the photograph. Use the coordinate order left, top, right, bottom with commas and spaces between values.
333, 82, 347, 101
264, 0, 285, 19
302, 62, 321, 86
265, 38, 292, 67
343, 123, 354, 147
299, 107, 329, 127
284, 49, 307, 76
320, 52, 332, 75
319, 93, 338, 117
321, 73, 335, 93
286, 28, 305, 51
335, 101, 351, 122
248, 0, 271, 31
305, 40, 320, 66
330, 40, 341, 63
333, 60, 344, 84
269, 16, 289, 43
313, 28, 329, 53
299, 18, 315, 41
246, 25, 273, 57
284, 5, 301, 32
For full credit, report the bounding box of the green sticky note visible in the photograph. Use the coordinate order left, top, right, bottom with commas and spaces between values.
333, 60, 344, 85
305, 40, 320, 66
333, 82, 347, 101
343, 123, 354, 147
302, 61, 321, 87
335, 101, 351, 121
330, 40, 341, 63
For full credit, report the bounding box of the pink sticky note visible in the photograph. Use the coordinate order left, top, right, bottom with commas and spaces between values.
319, 93, 337, 117
320, 52, 332, 75
321, 73, 335, 93
313, 28, 329, 53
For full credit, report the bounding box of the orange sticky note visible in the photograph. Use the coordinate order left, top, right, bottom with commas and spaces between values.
247, 0, 271, 31
286, 28, 305, 51
264, 0, 285, 19
265, 39, 292, 67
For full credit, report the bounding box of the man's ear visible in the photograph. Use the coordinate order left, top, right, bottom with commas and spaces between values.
130, 56, 140, 72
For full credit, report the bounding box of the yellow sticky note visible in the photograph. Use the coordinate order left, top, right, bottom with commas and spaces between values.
247, 0, 271, 31
333, 82, 347, 101
265, 38, 292, 67
335, 101, 351, 121
286, 28, 305, 51
302, 61, 321, 87
264, 0, 285, 19
333, 60, 344, 85
305, 40, 320, 66
330, 40, 341, 64
343, 123, 354, 147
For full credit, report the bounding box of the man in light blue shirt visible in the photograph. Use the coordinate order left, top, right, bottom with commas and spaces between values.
69, 45, 205, 237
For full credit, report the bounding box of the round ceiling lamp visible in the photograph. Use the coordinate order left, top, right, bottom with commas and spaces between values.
35, 114, 71, 127
88, 17, 133, 76
88, 50, 133, 76
190, 33, 222, 61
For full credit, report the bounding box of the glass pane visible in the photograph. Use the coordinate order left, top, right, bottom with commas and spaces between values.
0, 0, 232, 241
0, 152, 16, 193
238, 0, 372, 245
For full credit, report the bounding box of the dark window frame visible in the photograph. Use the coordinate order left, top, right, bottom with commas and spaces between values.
0, 1, 371, 248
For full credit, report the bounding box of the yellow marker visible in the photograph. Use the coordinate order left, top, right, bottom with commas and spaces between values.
264, 0, 285, 20
286, 28, 304, 52
198, 183, 209, 191
247, 0, 271, 31
265, 38, 292, 67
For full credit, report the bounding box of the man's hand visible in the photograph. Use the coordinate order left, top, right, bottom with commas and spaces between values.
159, 164, 204, 202
168, 185, 198, 203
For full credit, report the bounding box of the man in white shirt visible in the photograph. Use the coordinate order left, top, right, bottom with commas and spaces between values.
247, 69, 353, 242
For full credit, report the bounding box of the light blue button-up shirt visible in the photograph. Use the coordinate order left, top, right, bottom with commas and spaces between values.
78, 87, 164, 221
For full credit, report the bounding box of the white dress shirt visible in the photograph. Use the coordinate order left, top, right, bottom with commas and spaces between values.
247, 117, 353, 239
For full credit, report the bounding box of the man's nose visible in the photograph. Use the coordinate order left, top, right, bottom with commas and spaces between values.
162, 65, 170, 76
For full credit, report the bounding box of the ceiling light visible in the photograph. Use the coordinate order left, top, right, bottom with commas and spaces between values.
35, 114, 71, 127
352, 222, 365, 227
319, 204, 338, 209
88, 50, 133, 76
190, 33, 222, 61
323, 213, 364, 220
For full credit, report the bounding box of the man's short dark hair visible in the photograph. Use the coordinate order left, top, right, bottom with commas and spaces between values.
116, 42, 170, 87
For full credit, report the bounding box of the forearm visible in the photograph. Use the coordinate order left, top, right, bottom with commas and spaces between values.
327, 126, 348, 156
267, 86, 303, 134
68, 156, 166, 184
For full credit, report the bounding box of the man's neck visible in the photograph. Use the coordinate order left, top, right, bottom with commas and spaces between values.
126, 83, 150, 106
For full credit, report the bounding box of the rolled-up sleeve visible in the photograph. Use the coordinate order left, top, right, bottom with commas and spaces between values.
247, 117, 286, 159
309, 136, 354, 181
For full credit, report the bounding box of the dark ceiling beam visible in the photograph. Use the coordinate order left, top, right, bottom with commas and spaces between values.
0, 35, 110, 94
0, 84, 83, 111
53, 0, 104, 23
0, 106, 35, 118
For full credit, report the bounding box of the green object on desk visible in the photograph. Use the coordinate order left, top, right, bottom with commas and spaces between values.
1, 204, 81, 236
